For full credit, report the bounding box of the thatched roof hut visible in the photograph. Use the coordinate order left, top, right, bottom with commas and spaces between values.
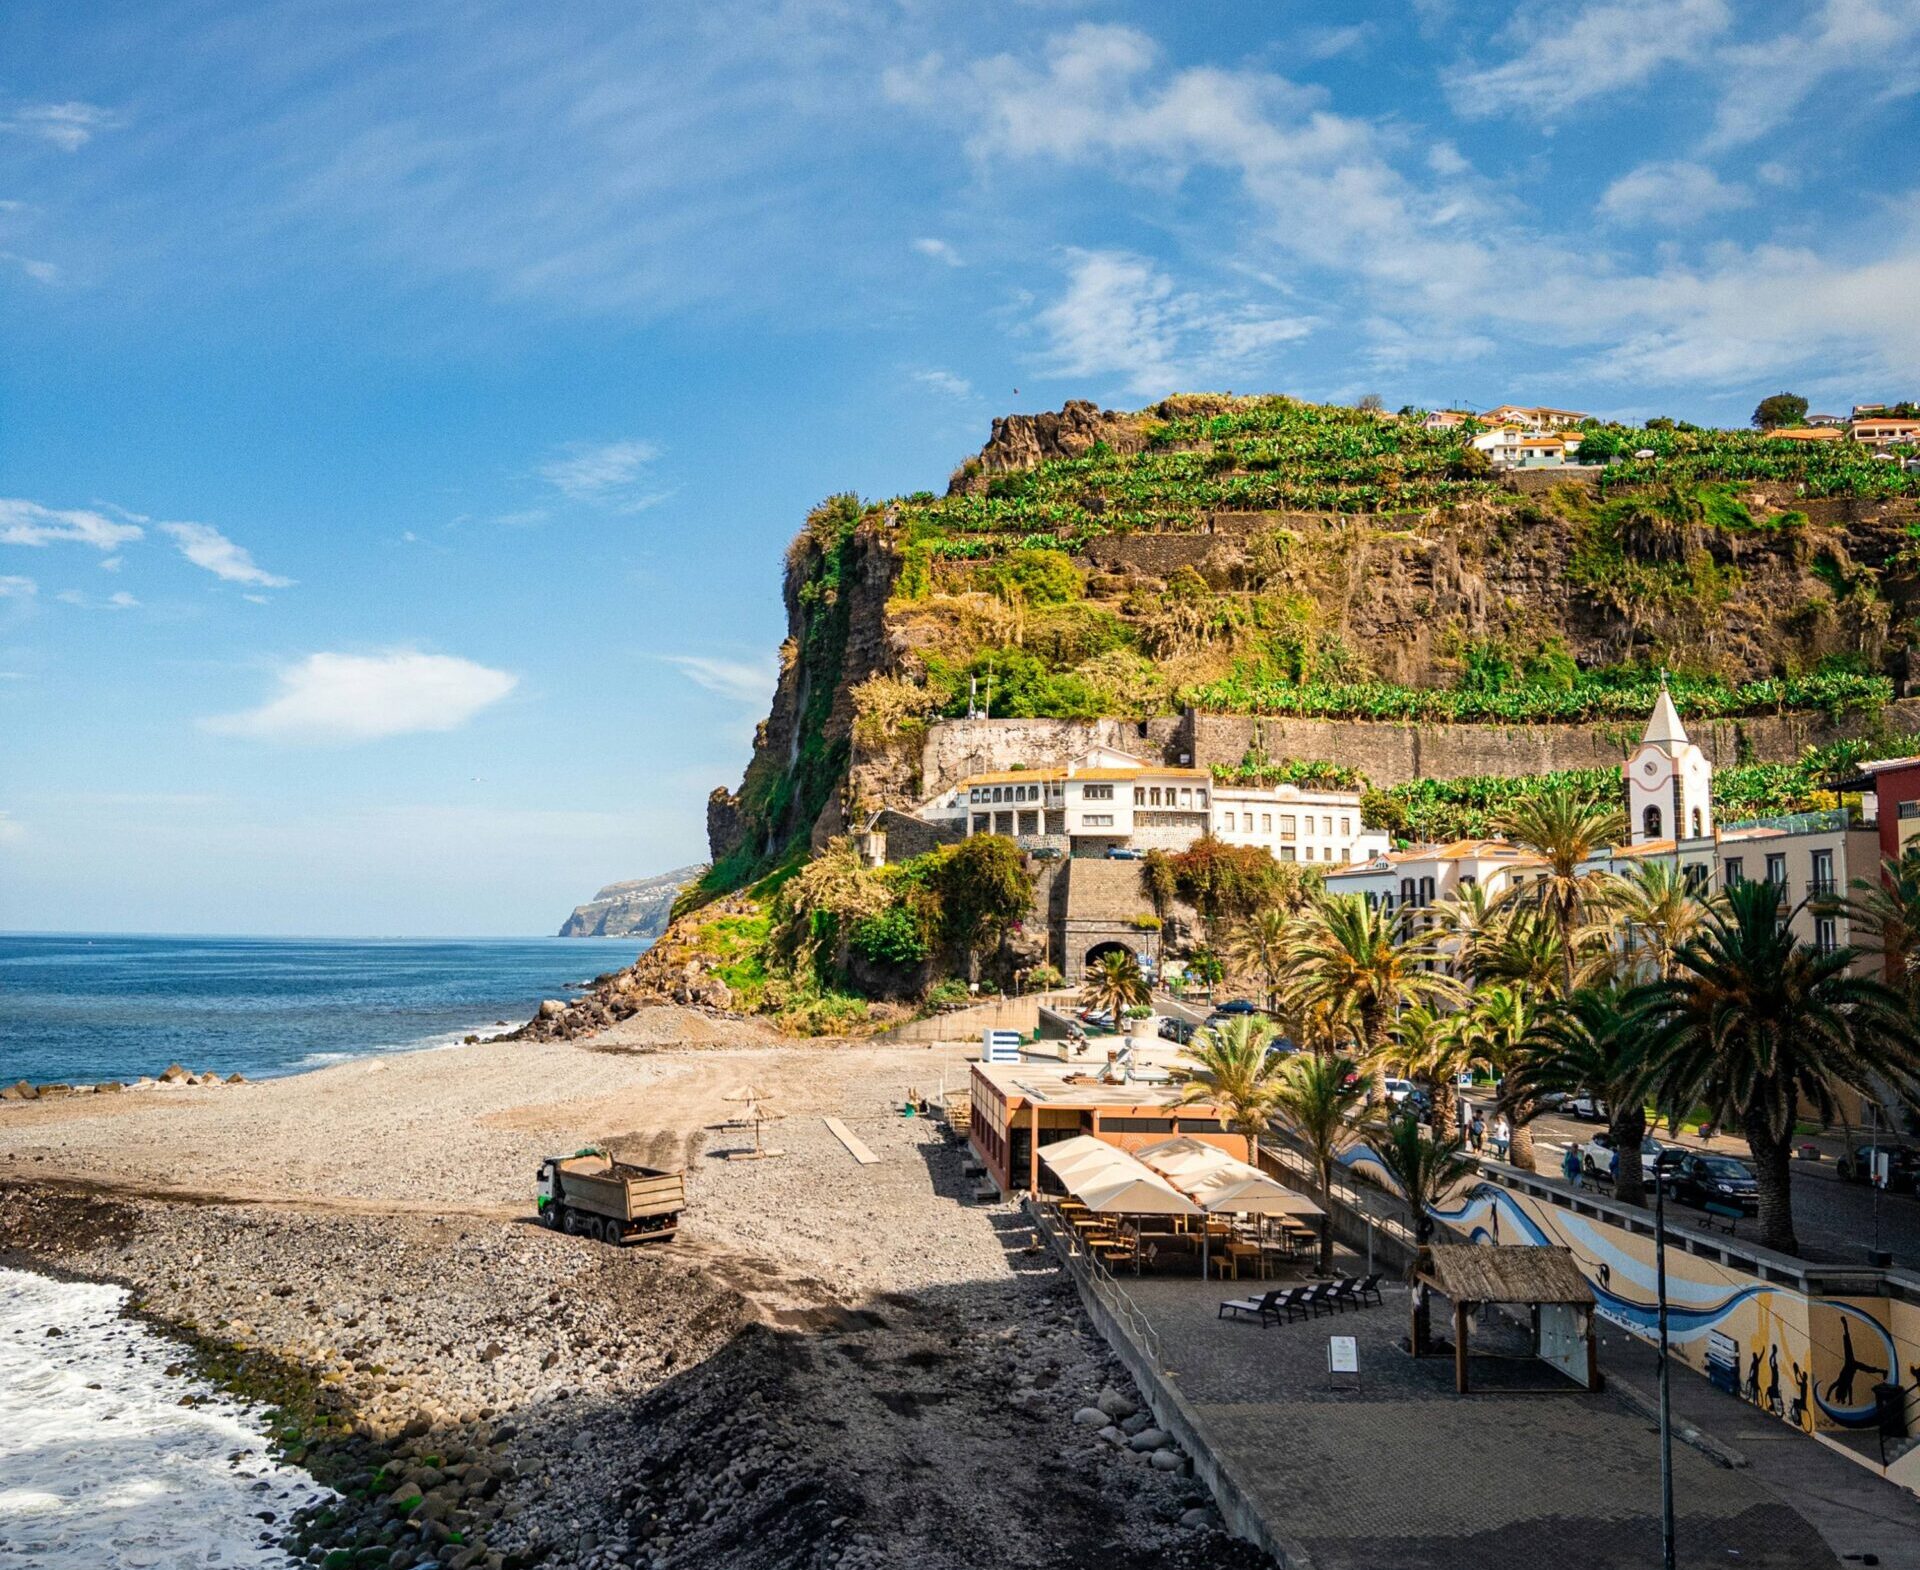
1415, 1245, 1594, 1307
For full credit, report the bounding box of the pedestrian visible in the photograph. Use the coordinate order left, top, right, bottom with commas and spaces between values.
1469, 1112, 1486, 1153
1493, 1114, 1511, 1161
1562, 1144, 1582, 1186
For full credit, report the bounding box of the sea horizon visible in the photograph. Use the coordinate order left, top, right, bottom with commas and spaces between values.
0, 931, 648, 1085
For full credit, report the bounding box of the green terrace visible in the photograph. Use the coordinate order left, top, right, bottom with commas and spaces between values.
892, 397, 1920, 562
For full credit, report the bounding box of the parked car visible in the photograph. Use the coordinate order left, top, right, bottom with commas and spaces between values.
1077, 1010, 1117, 1033
1562, 1093, 1607, 1122
1158, 1016, 1196, 1045
1379, 1077, 1416, 1105
1837, 1144, 1920, 1193
1580, 1131, 1666, 1178
1214, 999, 1262, 1016
1656, 1152, 1760, 1213
1104, 847, 1146, 860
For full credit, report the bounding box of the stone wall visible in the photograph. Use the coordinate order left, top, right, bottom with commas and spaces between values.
1181, 697, 1920, 788
1057, 858, 1164, 980
919, 716, 1186, 796
870, 808, 962, 864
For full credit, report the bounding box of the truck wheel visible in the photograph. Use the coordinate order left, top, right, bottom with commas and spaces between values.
603, 1223, 623, 1247
564, 1208, 585, 1236
544, 1204, 565, 1231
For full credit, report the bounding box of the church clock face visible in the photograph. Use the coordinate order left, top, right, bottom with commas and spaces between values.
1637, 751, 1672, 788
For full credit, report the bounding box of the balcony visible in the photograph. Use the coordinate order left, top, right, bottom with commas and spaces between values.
1808, 877, 1837, 899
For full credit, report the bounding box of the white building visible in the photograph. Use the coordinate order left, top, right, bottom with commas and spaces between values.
1471, 427, 1583, 469
917, 746, 1385, 865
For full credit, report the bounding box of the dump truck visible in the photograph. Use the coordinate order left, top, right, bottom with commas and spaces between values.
536, 1149, 684, 1245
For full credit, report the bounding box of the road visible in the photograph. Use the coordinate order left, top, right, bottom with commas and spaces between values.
1518, 1102, 1920, 1268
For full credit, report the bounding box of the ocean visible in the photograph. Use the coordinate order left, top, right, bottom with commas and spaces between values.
0, 1267, 333, 1568
0, 933, 645, 1085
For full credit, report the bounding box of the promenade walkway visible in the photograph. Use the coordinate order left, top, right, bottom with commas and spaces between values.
1129, 1265, 1840, 1570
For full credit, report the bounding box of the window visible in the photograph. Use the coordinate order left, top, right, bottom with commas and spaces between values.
1811, 849, 1835, 897
1690, 808, 1703, 838
1261, 813, 1272, 832
1280, 815, 1297, 837
1323, 815, 1333, 835
1724, 857, 1744, 886
1418, 876, 1436, 905
1400, 877, 1416, 906
1683, 863, 1708, 895
1280, 846, 1297, 861
1766, 853, 1787, 887
1082, 814, 1114, 828
1134, 787, 1146, 805
1179, 788, 1192, 807
1815, 915, 1837, 955
1643, 805, 1663, 839
1340, 816, 1351, 836
1149, 787, 1163, 806
1103, 1117, 1175, 1133
1899, 801, 1920, 821
1083, 784, 1113, 801
1304, 847, 1314, 861
1197, 789, 1207, 807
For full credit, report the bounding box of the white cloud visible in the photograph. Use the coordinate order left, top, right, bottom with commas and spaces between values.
0, 101, 117, 152
1036, 250, 1313, 395
1598, 161, 1752, 226
1445, 0, 1730, 122
202, 650, 518, 743
160, 521, 294, 587
1709, 0, 1920, 150
0, 811, 23, 845
664, 654, 777, 707
913, 236, 963, 266
54, 588, 139, 610
913, 368, 973, 398
0, 499, 144, 551
0, 251, 58, 283
1298, 24, 1375, 60
537, 439, 667, 512
0, 575, 35, 599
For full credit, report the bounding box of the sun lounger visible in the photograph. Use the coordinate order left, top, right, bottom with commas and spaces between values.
1299, 1281, 1344, 1317
1218, 1288, 1286, 1323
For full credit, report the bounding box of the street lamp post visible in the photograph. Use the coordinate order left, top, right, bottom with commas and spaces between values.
1656, 1168, 1676, 1570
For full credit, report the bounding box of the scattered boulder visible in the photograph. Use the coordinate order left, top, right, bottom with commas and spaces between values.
2, 1081, 35, 1101
1071, 1406, 1107, 1427
1150, 1449, 1185, 1472
97, 1081, 127, 1094
225, 1073, 246, 1084
159, 1063, 192, 1084
1095, 1386, 1136, 1420
1127, 1428, 1168, 1452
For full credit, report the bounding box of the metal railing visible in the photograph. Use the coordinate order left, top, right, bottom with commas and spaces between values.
1026, 1197, 1162, 1366
1259, 1134, 1419, 1253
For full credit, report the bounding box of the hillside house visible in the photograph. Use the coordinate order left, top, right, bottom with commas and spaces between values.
1763, 426, 1844, 442
1471, 427, 1583, 468
1852, 418, 1920, 449
1422, 409, 1476, 430
1481, 404, 1588, 431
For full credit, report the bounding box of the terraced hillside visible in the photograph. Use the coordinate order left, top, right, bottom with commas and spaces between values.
701, 395, 1920, 894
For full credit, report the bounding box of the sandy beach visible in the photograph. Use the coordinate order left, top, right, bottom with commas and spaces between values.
0, 1008, 1268, 1570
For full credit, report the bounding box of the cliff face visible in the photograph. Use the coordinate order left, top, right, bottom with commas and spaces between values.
693, 398, 1920, 890
558, 865, 705, 939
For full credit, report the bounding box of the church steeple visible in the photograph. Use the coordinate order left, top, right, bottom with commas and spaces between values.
1625, 676, 1714, 845
1642, 673, 1688, 749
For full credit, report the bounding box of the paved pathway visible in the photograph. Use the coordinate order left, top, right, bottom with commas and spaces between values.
1132, 1264, 1840, 1570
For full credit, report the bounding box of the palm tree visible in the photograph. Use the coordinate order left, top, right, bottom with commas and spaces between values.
1269, 1051, 1368, 1271
1634, 878, 1920, 1253
1369, 1110, 1472, 1247
1431, 879, 1505, 984
1494, 785, 1625, 993
1176, 1015, 1288, 1165
1285, 893, 1463, 1069
1465, 984, 1542, 1170
1830, 849, 1920, 1010
1477, 906, 1570, 996
1506, 985, 1653, 1206
1611, 859, 1708, 985
1396, 1004, 1487, 1144
1081, 949, 1151, 1029
1226, 907, 1291, 1014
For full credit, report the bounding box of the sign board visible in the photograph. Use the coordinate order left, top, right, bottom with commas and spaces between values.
982, 1029, 1022, 1063
1327, 1335, 1359, 1390
1706, 1329, 1740, 1396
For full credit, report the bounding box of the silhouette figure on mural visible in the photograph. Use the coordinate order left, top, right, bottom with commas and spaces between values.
1743, 1350, 1762, 1405
1825, 1320, 1887, 1408
1789, 1363, 1811, 1430
1766, 1344, 1783, 1418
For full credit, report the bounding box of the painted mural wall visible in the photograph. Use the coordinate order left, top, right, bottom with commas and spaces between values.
1436, 1179, 1920, 1492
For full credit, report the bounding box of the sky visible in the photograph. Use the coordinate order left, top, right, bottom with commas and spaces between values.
3, 0, 1918, 935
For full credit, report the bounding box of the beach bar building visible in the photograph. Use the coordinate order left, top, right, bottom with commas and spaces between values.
968, 1060, 1242, 1196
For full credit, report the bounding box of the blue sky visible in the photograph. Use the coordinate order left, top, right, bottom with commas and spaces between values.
3, 1, 1918, 935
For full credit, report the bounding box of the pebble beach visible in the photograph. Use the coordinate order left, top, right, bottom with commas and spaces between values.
0, 1008, 1271, 1570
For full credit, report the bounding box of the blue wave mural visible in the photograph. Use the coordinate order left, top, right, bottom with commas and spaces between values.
1436, 1182, 1899, 1428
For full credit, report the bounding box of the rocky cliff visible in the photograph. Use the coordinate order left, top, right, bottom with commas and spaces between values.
557, 865, 705, 939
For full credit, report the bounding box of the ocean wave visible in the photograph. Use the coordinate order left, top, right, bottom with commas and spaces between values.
0, 1266, 330, 1566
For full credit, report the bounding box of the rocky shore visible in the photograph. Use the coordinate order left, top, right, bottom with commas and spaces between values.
0, 1014, 1272, 1570
4, 1061, 246, 1100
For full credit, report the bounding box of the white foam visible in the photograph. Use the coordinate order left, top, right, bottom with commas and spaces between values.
0, 1267, 331, 1567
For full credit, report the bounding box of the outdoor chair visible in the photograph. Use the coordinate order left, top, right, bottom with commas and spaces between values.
1219, 1288, 1286, 1323
1353, 1273, 1384, 1307
1267, 1285, 1313, 1324
1300, 1281, 1344, 1317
